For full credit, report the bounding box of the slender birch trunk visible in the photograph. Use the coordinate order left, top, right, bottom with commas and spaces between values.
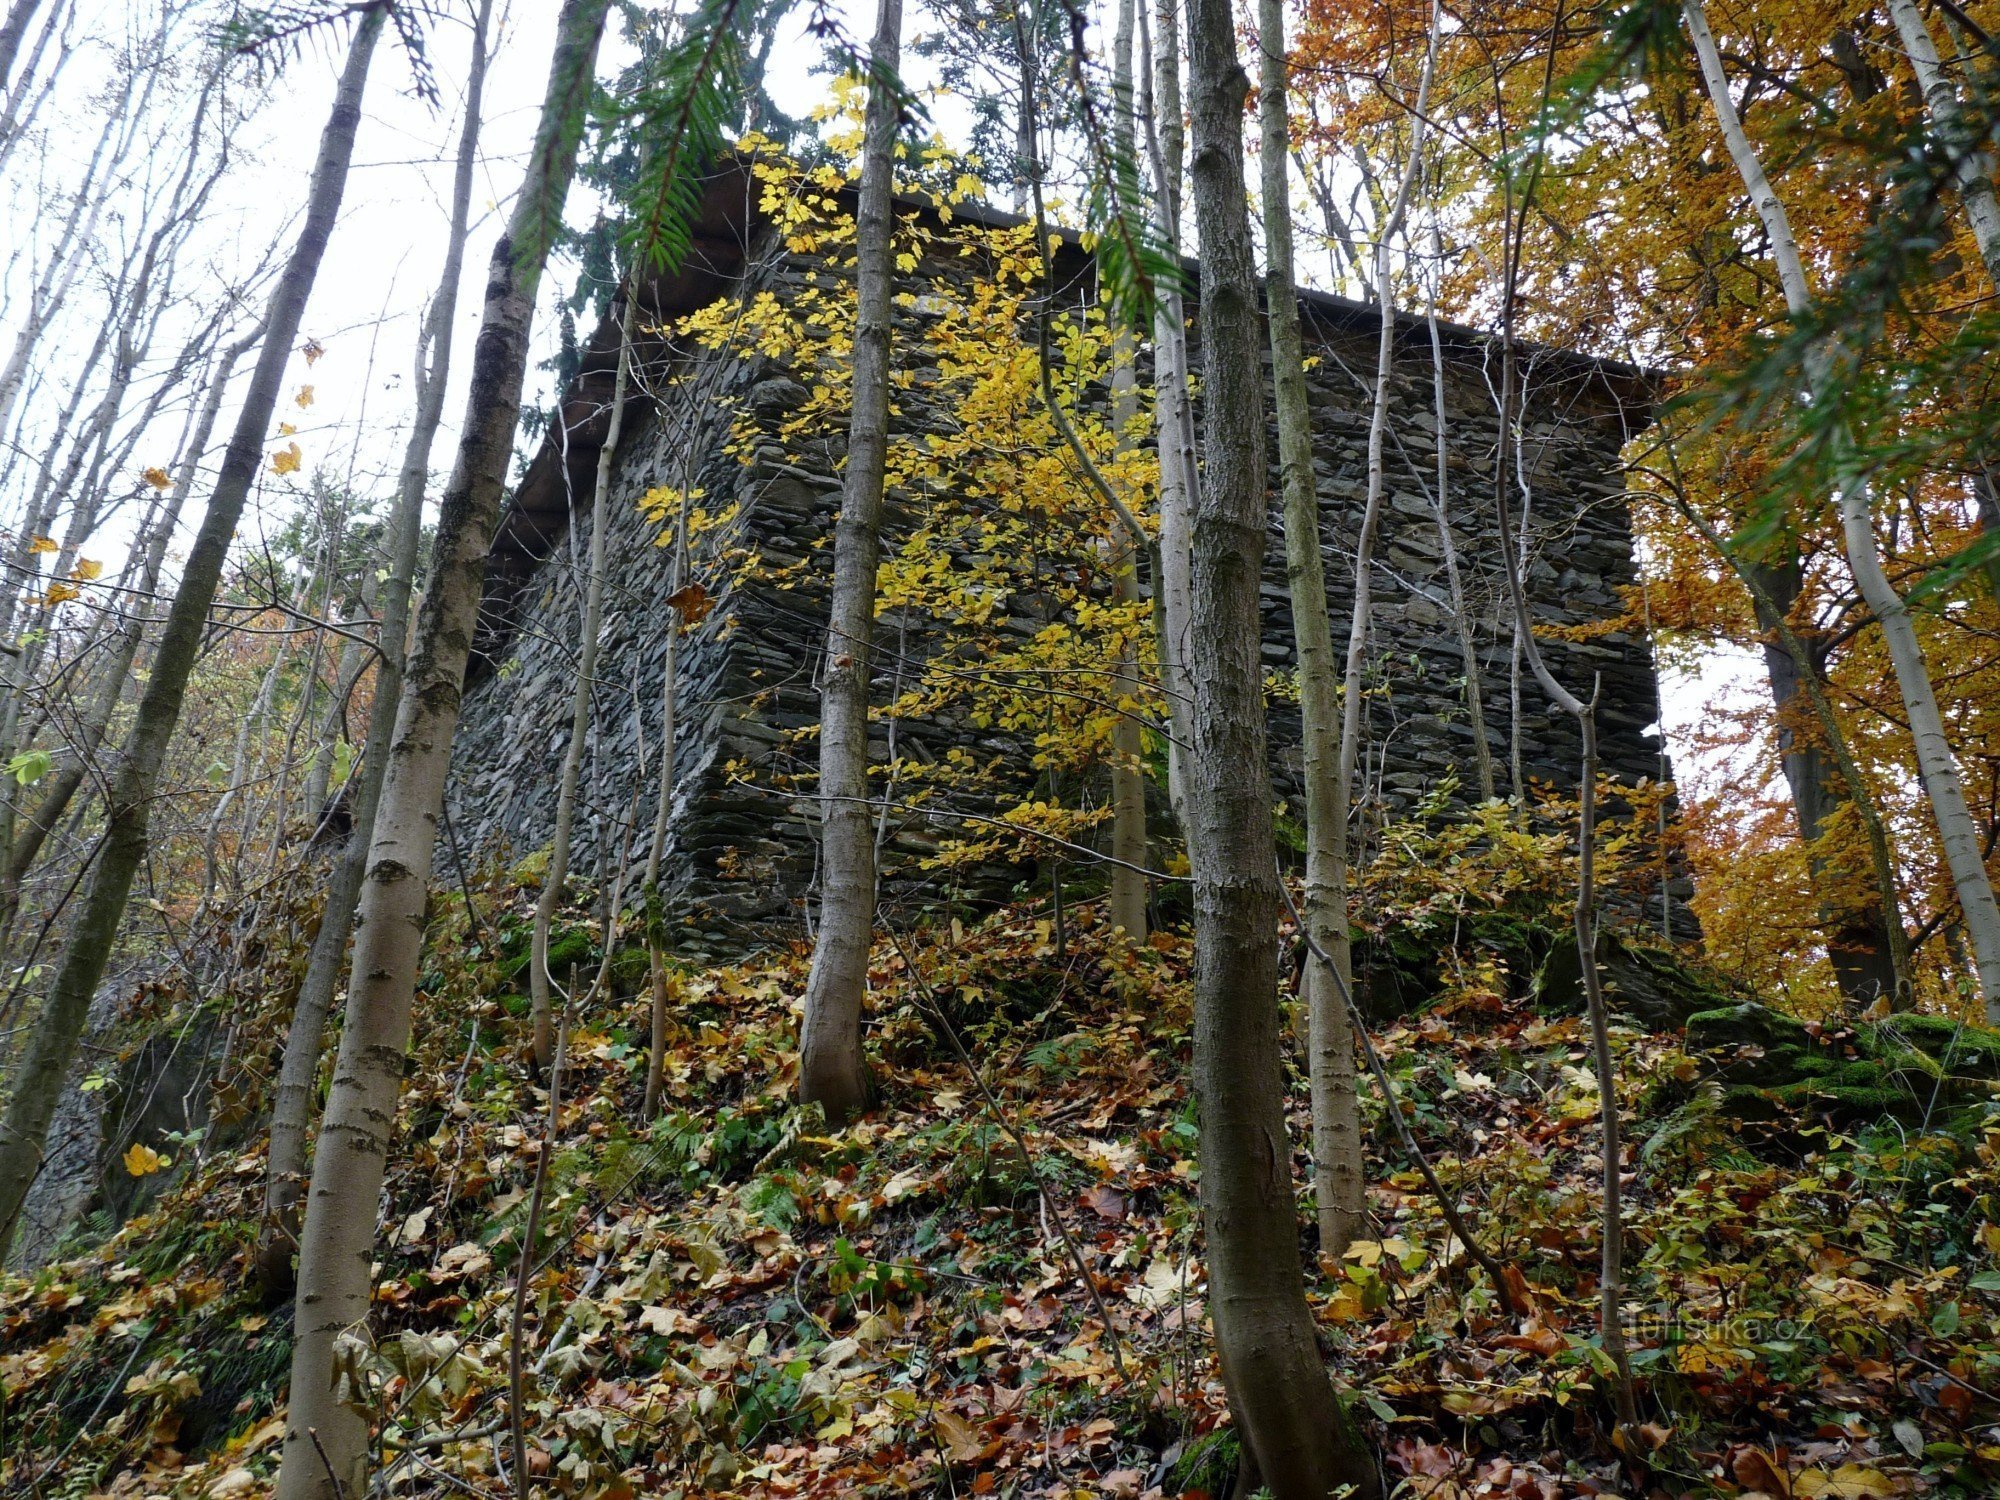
797, 0, 901, 1125
275, 7, 611, 1495
1254, 0, 1364, 1257
531, 295, 636, 1069
254, 0, 491, 1302
1687, 0, 2000, 1019
1887, 0, 2000, 288
1493, 36, 1638, 1429
1424, 232, 1496, 802
1139, 0, 1196, 825
1493, 342, 1640, 1442
1183, 0, 1378, 1490
0, 0, 43, 92
642, 531, 687, 1121
1104, 0, 1148, 939
0, 6, 387, 1256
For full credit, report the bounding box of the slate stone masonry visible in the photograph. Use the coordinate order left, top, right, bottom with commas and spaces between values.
443, 173, 1687, 951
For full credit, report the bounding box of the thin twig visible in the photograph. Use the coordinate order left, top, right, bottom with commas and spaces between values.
308, 1426, 349, 1500
1275, 869, 1523, 1318
508, 978, 570, 1491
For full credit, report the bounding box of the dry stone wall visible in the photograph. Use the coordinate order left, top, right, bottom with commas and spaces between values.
444, 204, 1686, 954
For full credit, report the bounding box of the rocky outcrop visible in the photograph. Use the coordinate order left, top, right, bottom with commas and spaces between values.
1687, 1001, 2000, 1127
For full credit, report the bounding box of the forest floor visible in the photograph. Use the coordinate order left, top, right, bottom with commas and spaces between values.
4, 851, 2000, 1499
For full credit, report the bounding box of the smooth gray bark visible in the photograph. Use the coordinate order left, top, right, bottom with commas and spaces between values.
1253, 0, 1364, 1257
254, 0, 492, 1302
1141, 0, 1195, 823
274, 6, 611, 1495
1104, 0, 1148, 940
798, 0, 901, 1125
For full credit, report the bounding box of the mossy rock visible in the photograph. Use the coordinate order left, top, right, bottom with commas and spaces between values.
1533, 930, 1741, 1032
1685, 1001, 2000, 1129
607, 944, 653, 995
500, 925, 595, 983
1353, 910, 1557, 1020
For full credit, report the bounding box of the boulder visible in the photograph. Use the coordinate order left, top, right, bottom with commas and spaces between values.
1685, 1001, 2000, 1128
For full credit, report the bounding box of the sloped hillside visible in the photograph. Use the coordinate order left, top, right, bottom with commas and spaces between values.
5, 843, 2000, 1500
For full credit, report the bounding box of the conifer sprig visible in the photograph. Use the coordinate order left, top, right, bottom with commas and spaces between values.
221, 0, 440, 104
1047, 0, 1180, 330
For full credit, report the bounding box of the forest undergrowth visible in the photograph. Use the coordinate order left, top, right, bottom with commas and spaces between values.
5, 821, 2000, 1500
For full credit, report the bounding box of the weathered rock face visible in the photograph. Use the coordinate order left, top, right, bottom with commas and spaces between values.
443, 178, 1687, 951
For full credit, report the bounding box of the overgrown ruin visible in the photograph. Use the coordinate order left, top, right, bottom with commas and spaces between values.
443, 163, 1682, 948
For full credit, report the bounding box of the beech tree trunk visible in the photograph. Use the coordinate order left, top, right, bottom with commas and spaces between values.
532, 294, 637, 1070
274, 6, 611, 1496
1104, 0, 1148, 940
1743, 553, 1906, 1005
0, 6, 387, 1257
1254, 0, 1364, 1258
254, 0, 491, 1303
1687, 0, 2000, 1019
1183, 0, 1378, 1491
798, 0, 901, 1125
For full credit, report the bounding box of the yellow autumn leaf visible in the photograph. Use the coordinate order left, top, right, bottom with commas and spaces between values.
141, 466, 171, 491
271, 441, 302, 476
122, 1142, 169, 1177
72, 560, 102, 581
42, 582, 78, 606
294, 384, 314, 408
301, 337, 324, 365
279, 422, 297, 437
28, 536, 56, 554
1794, 1466, 1898, 1499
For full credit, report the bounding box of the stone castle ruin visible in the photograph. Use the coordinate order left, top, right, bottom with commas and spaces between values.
443, 160, 1681, 947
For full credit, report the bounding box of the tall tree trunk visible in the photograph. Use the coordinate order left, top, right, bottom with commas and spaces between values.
1183, 0, 1378, 1491
1743, 553, 1905, 1004
797, 0, 901, 1125
1104, 0, 1148, 940
1254, 0, 1365, 1258
0, 6, 387, 1257
1656, 480, 1911, 1000
1423, 236, 1496, 802
1491, 18, 1641, 1425
0, 0, 43, 92
1887, 0, 2000, 288
531, 294, 636, 1069
1140, 0, 1196, 825
641, 523, 688, 1122
254, 0, 492, 1302
274, 6, 611, 1495
1686, 0, 2000, 1019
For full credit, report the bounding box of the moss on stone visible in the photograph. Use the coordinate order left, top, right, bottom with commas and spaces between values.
1688, 1000, 2000, 1131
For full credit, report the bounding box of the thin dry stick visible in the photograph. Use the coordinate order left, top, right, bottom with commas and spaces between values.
508, 977, 571, 1491
1275, 871, 1523, 1318
884, 926, 1131, 1383
306, 1428, 347, 1500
